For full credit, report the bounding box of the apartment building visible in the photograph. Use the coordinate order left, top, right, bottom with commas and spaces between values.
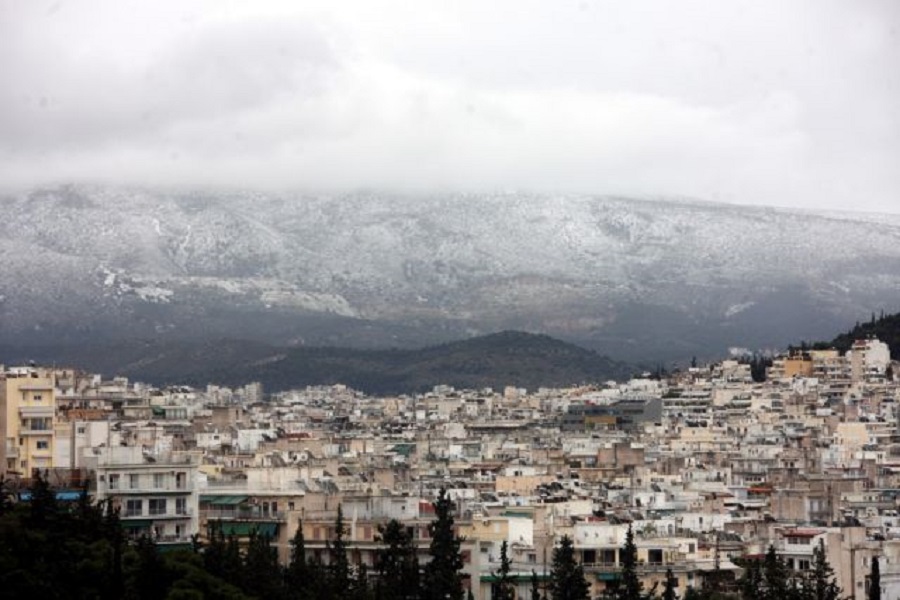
90, 446, 200, 548
1, 366, 57, 475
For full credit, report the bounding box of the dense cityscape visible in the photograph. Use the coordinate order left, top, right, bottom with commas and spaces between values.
2, 334, 897, 598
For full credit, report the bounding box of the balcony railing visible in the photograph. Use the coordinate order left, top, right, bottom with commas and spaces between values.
204, 508, 287, 522
105, 484, 192, 494
122, 509, 194, 519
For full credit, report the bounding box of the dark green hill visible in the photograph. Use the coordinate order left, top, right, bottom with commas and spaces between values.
829, 312, 900, 358
0, 331, 633, 395
195, 330, 633, 394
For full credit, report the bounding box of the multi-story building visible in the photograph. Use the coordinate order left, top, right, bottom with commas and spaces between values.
1, 366, 57, 475
90, 446, 200, 548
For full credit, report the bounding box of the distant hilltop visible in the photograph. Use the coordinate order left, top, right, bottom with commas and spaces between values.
0, 330, 634, 395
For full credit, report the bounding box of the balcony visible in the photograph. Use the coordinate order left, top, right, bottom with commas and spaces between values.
122, 509, 194, 520
18, 406, 54, 418
156, 535, 195, 546
106, 484, 193, 495
204, 508, 287, 523
20, 428, 53, 436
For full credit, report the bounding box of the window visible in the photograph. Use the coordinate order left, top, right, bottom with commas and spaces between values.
109, 474, 120, 490
175, 498, 187, 515
125, 499, 142, 517
129, 474, 140, 489
176, 472, 186, 489
77, 427, 85, 435
153, 473, 165, 488
36, 441, 49, 450
149, 499, 167, 516
33, 394, 42, 401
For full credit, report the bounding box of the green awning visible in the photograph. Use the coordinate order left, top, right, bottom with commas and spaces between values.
388, 443, 416, 457
122, 519, 153, 529
215, 522, 278, 537
200, 495, 249, 506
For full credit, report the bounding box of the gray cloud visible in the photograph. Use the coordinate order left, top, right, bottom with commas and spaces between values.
1, 0, 898, 213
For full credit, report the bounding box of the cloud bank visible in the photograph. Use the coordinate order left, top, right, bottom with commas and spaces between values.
1, 0, 898, 212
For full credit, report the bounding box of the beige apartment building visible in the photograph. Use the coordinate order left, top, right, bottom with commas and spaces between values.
1, 366, 57, 475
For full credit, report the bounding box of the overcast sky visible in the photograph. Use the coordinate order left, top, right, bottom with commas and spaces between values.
1, 0, 898, 213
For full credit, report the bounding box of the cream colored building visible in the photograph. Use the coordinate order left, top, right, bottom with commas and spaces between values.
1, 366, 57, 475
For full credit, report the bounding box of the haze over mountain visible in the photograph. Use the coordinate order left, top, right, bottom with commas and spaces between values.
1, 185, 898, 364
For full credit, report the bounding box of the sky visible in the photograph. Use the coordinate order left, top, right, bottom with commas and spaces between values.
1, 0, 898, 213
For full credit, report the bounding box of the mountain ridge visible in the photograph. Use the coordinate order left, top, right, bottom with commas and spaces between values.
2, 185, 899, 362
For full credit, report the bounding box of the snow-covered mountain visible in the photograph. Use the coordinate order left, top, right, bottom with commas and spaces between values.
2, 185, 898, 362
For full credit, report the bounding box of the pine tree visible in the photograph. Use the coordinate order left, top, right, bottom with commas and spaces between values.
869, 556, 881, 600
422, 488, 465, 600
662, 568, 678, 600
549, 535, 589, 600
375, 518, 420, 600
493, 540, 515, 600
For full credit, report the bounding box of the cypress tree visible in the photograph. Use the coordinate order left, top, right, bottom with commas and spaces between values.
532, 569, 543, 600
762, 546, 789, 600
422, 488, 464, 600
617, 525, 643, 600
244, 530, 285, 600
806, 539, 841, 600
287, 519, 311, 599
222, 533, 244, 589
375, 518, 420, 600
662, 568, 677, 600
493, 540, 515, 600
739, 559, 762, 600
328, 504, 351, 600
869, 556, 881, 600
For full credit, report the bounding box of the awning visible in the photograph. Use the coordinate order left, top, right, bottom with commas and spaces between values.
122, 519, 153, 529
200, 495, 249, 506
215, 522, 278, 537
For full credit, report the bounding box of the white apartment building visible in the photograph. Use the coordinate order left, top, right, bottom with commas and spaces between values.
89, 446, 200, 548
